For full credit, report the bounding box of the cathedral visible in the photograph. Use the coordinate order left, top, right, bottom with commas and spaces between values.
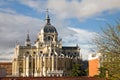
12, 11, 81, 77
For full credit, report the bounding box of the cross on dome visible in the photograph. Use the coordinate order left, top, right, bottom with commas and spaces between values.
46, 9, 50, 24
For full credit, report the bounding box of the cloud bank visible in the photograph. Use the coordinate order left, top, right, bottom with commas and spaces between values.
19, 0, 120, 20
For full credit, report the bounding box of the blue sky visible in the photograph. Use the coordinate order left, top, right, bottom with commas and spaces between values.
0, 0, 120, 61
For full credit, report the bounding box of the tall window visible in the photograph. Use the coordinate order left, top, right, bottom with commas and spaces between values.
29, 62, 32, 68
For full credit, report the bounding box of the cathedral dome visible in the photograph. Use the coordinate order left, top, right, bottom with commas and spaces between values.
41, 10, 57, 34
43, 24, 57, 33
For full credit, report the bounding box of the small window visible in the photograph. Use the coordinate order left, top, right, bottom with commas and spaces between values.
19, 63, 22, 66
33, 52, 36, 54
40, 51, 43, 53
26, 51, 29, 55
40, 44, 42, 47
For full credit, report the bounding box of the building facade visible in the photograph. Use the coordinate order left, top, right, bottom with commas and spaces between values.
88, 53, 101, 77
12, 12, 81, 77
0, 62, 12, 77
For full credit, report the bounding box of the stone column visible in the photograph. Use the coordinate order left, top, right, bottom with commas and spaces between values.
26, 56, 29, 77
56, 56, 58, 71
32, 56, 35, 77
52, 55, 54, 71
40, 56, 43, 76
23, 56, 26, 77
47, 56, 51, 77
48, 56, 51, 71
37, 55, 40, 76
43, 55, 47, 76
16, 59, 19, 76
34, 55, 36, 76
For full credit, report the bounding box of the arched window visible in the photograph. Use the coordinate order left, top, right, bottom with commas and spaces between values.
48, 36, 51, 40
47, 36, 53, 41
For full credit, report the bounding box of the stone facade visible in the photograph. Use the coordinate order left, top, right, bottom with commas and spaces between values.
12, 12, 81, 77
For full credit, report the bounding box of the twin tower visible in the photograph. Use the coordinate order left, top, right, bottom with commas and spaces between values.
12, 11, 81, 77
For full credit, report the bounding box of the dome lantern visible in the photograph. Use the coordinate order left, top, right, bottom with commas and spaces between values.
41, 9, 57, 34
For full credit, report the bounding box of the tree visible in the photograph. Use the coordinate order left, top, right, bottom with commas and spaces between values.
70, 62, 88, 76
99, 67, 107, 78
93, 67, 107, 78
70, 63, 81, 76
93, 22, 120, 80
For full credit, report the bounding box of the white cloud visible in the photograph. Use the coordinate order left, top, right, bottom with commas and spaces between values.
19, 0, 120, 20
67, 27, 96, 43
0, 8, 17, 14
95, 18, 108, 22
0, 51, 13, 62
63, 27, 97, 59
0, 9, 44, 61
19, 0, 47, 12
49, 0, 120, 20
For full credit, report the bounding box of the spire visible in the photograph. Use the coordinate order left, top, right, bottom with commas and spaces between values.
26, 33, 30, 42
25, 32, 31, 46
46, 9, 50, 24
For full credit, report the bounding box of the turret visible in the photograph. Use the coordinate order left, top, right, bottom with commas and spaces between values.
25, 33, 31, 46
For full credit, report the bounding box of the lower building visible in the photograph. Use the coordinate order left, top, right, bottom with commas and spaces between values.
88, 53, 101, 77
0, 62, 12, 77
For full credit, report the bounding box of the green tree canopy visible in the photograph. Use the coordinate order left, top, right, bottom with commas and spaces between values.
70, 63, 81, 76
